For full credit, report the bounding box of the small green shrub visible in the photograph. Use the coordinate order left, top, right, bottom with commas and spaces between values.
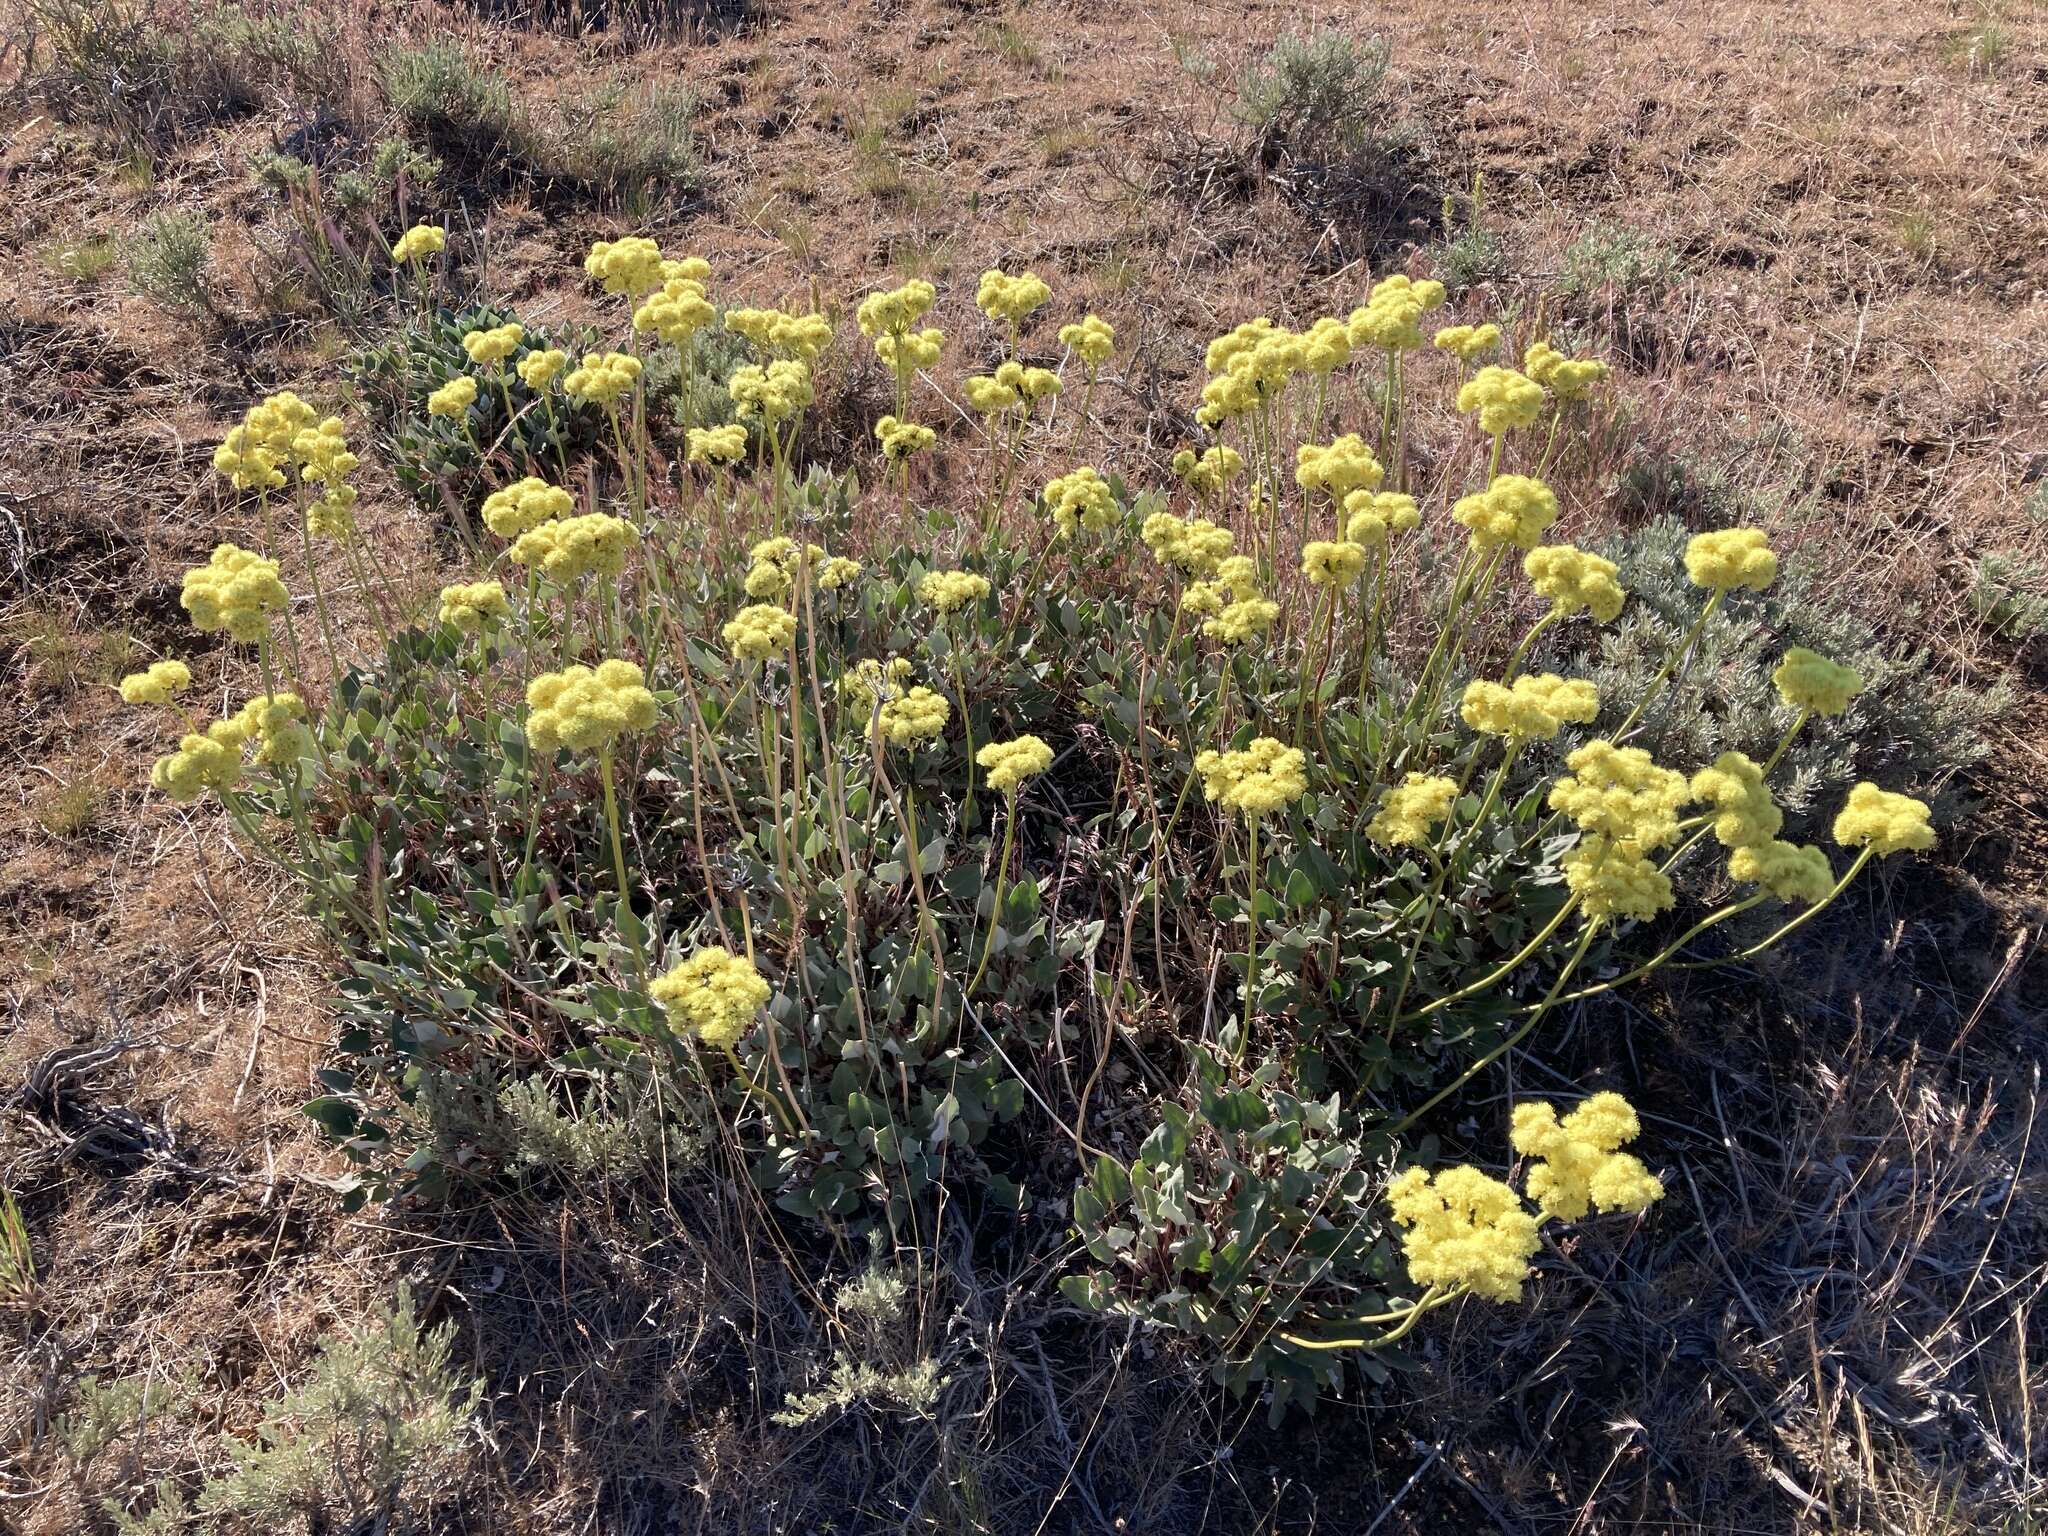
549, 79, 699, 212
124, 211, 213, 316
1235, 30, 1391, 163
380, 40, 530, 175
1437, 172, 1506, 289
1560, 222, 1682, 303
1968, 551, 2048, 645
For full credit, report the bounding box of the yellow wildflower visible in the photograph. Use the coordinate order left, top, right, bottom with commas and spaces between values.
918, 570, 991, 615
1773, 647, 1863, 717
687, 424, 748, 465
583, 236, 664, 298
289, 417, 358, 484
728, 359, 813, 424
427, 376, 478, 419
1523, 340, 1608, 400
977, 735, 1054, 796
857, 280, 937, 339
1729, 840, 1835, 904
1832, 783, 1934, 856
517, 348, 568, 391
1194, 737, 1308, 818
437, 580, 511, 632
1367, 773, 1459, 850
233, 691, 314, 767
1058, 313, 1115, 367
119, 659, 193, 705
1690, 752, 1781, 849
722, 603, 799, 661
525, 658, 659, 755
1384, 1164, 1541, 1304
1344, 489, 1420, 547
1523, 544, 1626, 622
180, 544, 287, 643
1456, 365, 1546, 435
875, 326, 944, 373
563, 351, 643, 408
390, 223, 445, 264
875, 414, 937, 460
1301, 540, 1369, 588
1563, 840, 1674, 921
1295, 434, 1385, 499
1453, 474, 1559, 551
840, 657, 913, 721
1043, 466, 1118, 537
975, 268, 1052, 327
1171, 444, 1244, 496
878, 686, 951, 747
508, 512, 635, 583
1684, 528, 1776, 592
482, 476, 573, 539
1142, 513, 1233, 579
1202, 594, 1279, 645
1432, 322, 1501, 363
211, 425, 286, 493
462, 322, 524, 366
1510, 1093, 1664, 1221
1549, 740, 1691, 851
1460, 674, 1600, 740
306, 485, 358, 542
149, 720, 247, 802
650, 946, 769, 1049
633, 278, 716, 346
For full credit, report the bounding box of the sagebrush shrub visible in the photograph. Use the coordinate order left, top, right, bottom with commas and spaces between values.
125, 232, 1949, 1409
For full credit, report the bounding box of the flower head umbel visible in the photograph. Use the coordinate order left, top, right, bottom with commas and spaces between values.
1832, 783, 1935, 856
525, 659, 659, 755
1684, 528, 1776, 592
878, 687, 951, 747
119, 659, 193, 706
1523, 340, 1608, 400
390, 224, 446, 264
1059, 313, 1115, 368
634, 277, 716, 346
919, 569, 991, 616
687, 425, 748, 465
584, 236, 665, 298
1456, 365, 1545, 435
1564, 842, 1673, 922
1460, 674, 1599, 741
857, 280, 937, 339
1433, 322, 1502, 363
1549, 740, 1691, 851
1729, 840, 1835, 904
150, 720, 247, 803
1510, 1093, 1665, 1222
508, 513, 635, 583
1773, 648, 1863, 717
650, 947, 769, 1050
1523, 545, 1626, 622
462, 322, 524, 366
181, 544, 287, 644
427, 376, 477, 420
1384, 1165, 1541, 1303
1142, 513, 1234, 579
726, 307, 835, 361
212, 426, 287, 493
1194, 737, 1309, 819
1367, 773, 1459, 850
1453, 474, 1558, 552
1295, 434, 1385, 500
438, 580, 511, 633
517, 348, 568, 391
875, 414, 937, 461
728, 359, 814, 425
976, 268, 1052, 328
564, 351, 643, 408
1044, 466, 1117, 538
482, 476, 574, 538
1343, 489, 1420, 547
234, 691, 315, 767
840, 657, 913, 722
1300, 540, 1369, 588
1690, 752, 1781, 849
723, 603, 799, 662
977, 735, 1054, 796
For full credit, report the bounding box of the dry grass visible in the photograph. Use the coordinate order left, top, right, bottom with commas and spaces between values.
1, 0, 2043, 1529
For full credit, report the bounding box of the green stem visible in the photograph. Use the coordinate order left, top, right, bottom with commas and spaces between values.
965, 794, 1019, 995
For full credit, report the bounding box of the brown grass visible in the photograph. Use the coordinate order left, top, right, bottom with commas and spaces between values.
1, 0, 2043, 1529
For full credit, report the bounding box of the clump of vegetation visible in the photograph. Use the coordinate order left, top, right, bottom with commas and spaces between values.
123, 236, 1951, 1415
1560, 221, 1683, 303
123, 211, 214, 317
380, 39, 531, 175
1968, 550, 2048, 646
1235, 30, 1392, 166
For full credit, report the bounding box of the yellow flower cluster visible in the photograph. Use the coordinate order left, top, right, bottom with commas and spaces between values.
1456, 365, 1546, 435
150, 720, 246, 802
1773, 647, 1863, 716
1295, 433, 1385, 499
650, 946, 769, 1049
235, 691, 313, 767
1832, 783, 1935, 855
1432, 322, 1501, 363
1367, 773, 1460, 849
306, 484, 359, 541
728, 359, 814, 424
723, 602, 799, 661
743, 537, 856, 599
1684, 528, 1776, 592
1301, 540, 1369, 588
840, 657, 913, 721
1300, 315, 1353, 374
1459, 673, 1599, 740
437, 580, 511, 632
290, 416, 358, 483
1058, 314, 1115, 367
564, 351, 644, 408
1170, 444, 1244, 496
964, 359, 1059, 415
975, 268, 1051, 327
584, 236, 665, 298
875, 326, 944, 374
977, 734, 1054, 795
462, 322, 523, 366
1043, 466, 1118, 538
875, 414, 936, 460
1343, 489, 1420, 547
482, 476, 574, 538
1729, 840, 1835, 904
879, 686, 951, 747
1563, 842, 1673, 922
918, 569, 991, 615
1198, 318, 1304, 426
1510, 1094, 1664, 1221
687, 424, 748, 465
428, 376, 477, 419
1523, 544, 1626, 622
1384, 1164, 1540, 1304
119, 659, 193, 705
212, 425, 287, 492
509, 512, 635, 583
1453, 473, 1559, 551
525, 659, 659, 754
181, 544, 288, 643
1524, 340, 1608, 400
857, 279, 937, 339
1194, 737, 1309, 819
1347, 274, 1444, 352
1201, 591, 1280, 644
1549, 740, 1691, 850
726, 307, 834, 361
518, 348, 568, 390
390, 223, 446, 264
1141, 512, 1234, 578
1690, 752, 1781, 848
633, 275, 716, 346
